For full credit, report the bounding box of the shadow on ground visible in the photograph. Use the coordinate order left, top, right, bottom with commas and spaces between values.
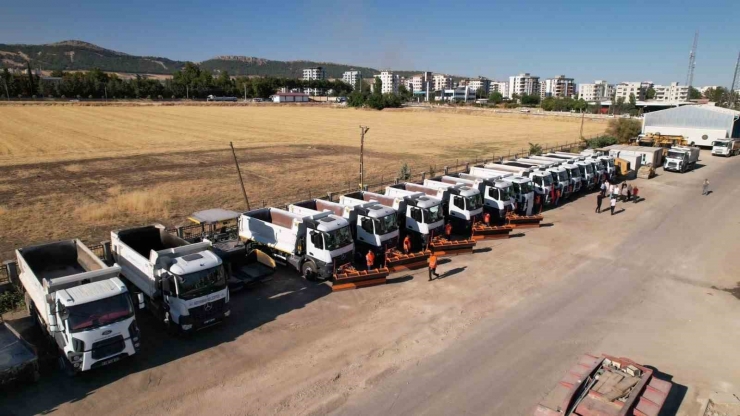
644, 365, 688, 416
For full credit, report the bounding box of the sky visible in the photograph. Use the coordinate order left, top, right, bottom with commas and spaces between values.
1, 0, 738, 86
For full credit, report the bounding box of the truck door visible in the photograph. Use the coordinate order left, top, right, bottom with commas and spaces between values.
308, 231, 324, 257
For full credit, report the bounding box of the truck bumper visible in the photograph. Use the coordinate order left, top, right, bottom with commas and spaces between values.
82, 338, 137, 372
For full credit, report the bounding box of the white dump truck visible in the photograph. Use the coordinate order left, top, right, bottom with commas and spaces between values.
554, 151, 605, 182
487, 162, 555, 205
513, 159, 571, 200
544, 153, 595, 190
111, 225, 230, 333
664, 146, 700, 173
342, 190, 443, 253
17, 240, 142, 374
391, 181, 482, 236
289, 198, 399, 267
530, 155, 583, 193
433, 174, 513, 224
711, 139, 740, 157
469, 166, 535, 216
576, 150, 616, 177
239, 208, 354, 281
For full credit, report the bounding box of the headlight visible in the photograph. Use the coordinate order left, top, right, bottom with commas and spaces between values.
72, 355, 82, 362
181, 324, 193, 331
71, 337, 85, 353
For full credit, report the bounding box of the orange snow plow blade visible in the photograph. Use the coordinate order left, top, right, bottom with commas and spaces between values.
506, 214, 544, 228
385, 249, 431, 272
472, 223, 514, 240
429, 237, 476, 256
332, 266, 390, 291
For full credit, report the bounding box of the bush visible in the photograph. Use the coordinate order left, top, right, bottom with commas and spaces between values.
398, 163, 411, 180
0, 287, 25, 314
583, 135, 618, 149
606, 118, 641, 143
528, 142, 543, 156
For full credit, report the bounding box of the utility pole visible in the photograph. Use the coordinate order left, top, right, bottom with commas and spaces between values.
230, 142, 250, 210
186, 85, 189, 100
244, 84, 247, 101
579, 109, 585, 140
686, 31, 698, 91
1, 76, 9, 101
358, 126, 370, 189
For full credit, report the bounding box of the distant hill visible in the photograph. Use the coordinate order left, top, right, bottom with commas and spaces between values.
0, 40, 429, 79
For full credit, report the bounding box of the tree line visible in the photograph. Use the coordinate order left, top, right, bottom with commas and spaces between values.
0, 62, 354, 100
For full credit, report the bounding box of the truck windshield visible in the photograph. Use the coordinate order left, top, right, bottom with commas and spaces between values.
465, 194, 482, 210
67, 293, 134, 332
497, 186, 511, 200
542, 175, 553, 186
511, 183, 522, 195
176, 266, 226, 300
713, 141, 728, 147
667, 151, 684, 159
585, 164, 594, 174
520, 182, 534, 194
374, 213, 398, 234
608, 160, 614, 167
324, 226, 353, 250
423, 205, 444, 223
558, 171, 569, 182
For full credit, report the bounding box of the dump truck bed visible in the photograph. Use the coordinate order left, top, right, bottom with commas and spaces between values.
0, 322, 39, 385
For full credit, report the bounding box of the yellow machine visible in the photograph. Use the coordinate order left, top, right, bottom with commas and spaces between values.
632, 133, 688, 155
614, 158, 631, 176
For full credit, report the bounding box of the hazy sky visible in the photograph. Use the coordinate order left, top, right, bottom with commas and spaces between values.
1, 0, 738, 86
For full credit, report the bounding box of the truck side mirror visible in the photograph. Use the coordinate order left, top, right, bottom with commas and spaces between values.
58, 301, 69, 320
137, 293, 145, 310
161, 276, 172, 294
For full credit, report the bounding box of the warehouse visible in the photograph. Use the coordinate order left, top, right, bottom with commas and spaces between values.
642, 105, 740, 148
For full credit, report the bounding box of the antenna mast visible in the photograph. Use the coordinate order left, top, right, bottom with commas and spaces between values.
686, 31, 698, 90
730, 51, 740, 108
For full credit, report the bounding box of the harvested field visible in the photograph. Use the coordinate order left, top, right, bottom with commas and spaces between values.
0, 106, 607, 258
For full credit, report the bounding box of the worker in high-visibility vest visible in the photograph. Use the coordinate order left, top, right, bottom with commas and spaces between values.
365, 250, 375, 270
428, 254, 439, 281
483, 212, 491, 225
402, 235, 412, 254
444, 223, 452, 239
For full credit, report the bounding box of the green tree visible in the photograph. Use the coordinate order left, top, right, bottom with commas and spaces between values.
26, 61, 36, 96
521, 94, 540, 106
398, 163, 411, 180
398, 84, 412, 101
606, 118, 641, 143
373, 77, 383, 95
628, 93, 636, 107
488, 91, 503, 104
646, 86, 656, 100
475, 87, 486, 99
528, 142, 543, 155
688, 86, 701, 100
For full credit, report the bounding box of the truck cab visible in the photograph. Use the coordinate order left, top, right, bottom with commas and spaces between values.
488, 162, 555, 205
664, 146, 700, 173
419, 180, 484, 235
437, 174, 513, 224
470, 166, 535, 215
17, 240, 141, 374
537, 155, 585, 192
711, 139, 739, 157
513, 159, 571, 201
382, 188, 445, 248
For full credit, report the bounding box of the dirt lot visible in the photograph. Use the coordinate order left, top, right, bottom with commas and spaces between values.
2, 151, 738, 416
0, 105, 606, 258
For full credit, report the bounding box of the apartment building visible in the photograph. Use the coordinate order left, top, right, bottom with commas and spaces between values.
433, 74, 453, 91
342, 70, 362, 90
541, 75, 576, 99
578, 80, 614, 102
652, 82, 689, 102
411, 71, 433, 92
378, 71, 399, 94
508, 73, 540, 98
303, 67, 326, 95
468, 77, 490, 95
489, 81, 509, 98
614, 81, 651, 102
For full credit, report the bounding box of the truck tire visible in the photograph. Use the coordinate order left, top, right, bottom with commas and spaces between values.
58, 352, 77, 378
301, 261, 319, 281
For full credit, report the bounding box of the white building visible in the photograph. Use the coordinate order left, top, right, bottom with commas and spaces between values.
652, 82, 689, 102
643, 105, 740, 147
699, 85, 720, 95
302, 67, 326, 96
614, 81, 652, 102
489, 81, 509, 98
433, 74, 453, 91
508, 73, 540, 98
438, 87, 477, 102
468, 77, 490, 95
579, 80, 613, 102
378, 71, 399, 94
541, 75, 576, 99
342, 70, 362, 90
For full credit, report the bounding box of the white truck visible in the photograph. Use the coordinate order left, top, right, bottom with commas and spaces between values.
342, 190, 444, 253
111, 225, 229, 333
711, 139, 740, 157
290, 198, 399, 267
544, 153, 596, 190
530, 155, 583, 193
577, 150, 617, 177
206, 95, 238, 102
17, 240, 142, 375
469, 166, 535, 216
433, 174, 513, 224
553, 151, 605, 182
664, 146, 700, 173
513, 159, 572, 200
487, 162, 555, 205
239, 208, 354, 280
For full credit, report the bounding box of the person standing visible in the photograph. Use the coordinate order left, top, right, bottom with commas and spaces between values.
620, 183, 628, 201
428, 254, 440, 281
444, 222, 453, 240
702, 179, 710, 195
596, 193, 604, 213
483, 212, 491, 226
610, 195, 617, 215
365, 250, 376, 271
402, 235, 412, 254
600, 180, 607, 197
632, 186, 639, 203
626, 183, 633, 201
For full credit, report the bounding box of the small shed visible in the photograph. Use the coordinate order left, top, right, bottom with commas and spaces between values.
602, 145, 664, 167
271, 92, 310, 103
642, 105, 740, 147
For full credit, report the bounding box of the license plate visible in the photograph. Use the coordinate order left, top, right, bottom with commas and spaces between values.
100, 356, 121, 366
203, 318, 216, 325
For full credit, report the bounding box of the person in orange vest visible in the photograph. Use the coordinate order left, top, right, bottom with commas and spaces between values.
365, 250, 375, 270
402, 235, 412, 254
444, 223, 452, 239
428, 254, 439, 281
483, 212, 491, 225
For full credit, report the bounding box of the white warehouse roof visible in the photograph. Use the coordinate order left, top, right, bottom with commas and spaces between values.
644, 105, 740, 138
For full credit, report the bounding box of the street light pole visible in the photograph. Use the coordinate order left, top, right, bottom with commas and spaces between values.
359, 125, 370, 189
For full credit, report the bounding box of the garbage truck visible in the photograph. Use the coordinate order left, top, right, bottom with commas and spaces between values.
111, 224, 230, 333
664, 145, 700, 172
17, 240, 142, 374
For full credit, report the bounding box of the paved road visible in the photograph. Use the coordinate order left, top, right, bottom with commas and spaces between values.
334, 155, 740, 416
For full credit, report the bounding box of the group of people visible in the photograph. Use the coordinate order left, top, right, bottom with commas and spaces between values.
596, 179, 639, 215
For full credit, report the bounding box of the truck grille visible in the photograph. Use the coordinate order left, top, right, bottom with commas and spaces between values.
332, 251, 352, 268
382, 236, 399, 251
91, 335, 125, 359
189, 298, 226, 323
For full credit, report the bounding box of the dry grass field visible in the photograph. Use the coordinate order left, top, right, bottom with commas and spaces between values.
0, 105, 607, 258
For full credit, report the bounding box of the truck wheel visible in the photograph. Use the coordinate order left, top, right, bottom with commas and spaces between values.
58, 352, 77, 378
301, 261, 320, 281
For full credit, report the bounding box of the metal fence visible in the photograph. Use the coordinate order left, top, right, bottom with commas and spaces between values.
0, 265, 9, 285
